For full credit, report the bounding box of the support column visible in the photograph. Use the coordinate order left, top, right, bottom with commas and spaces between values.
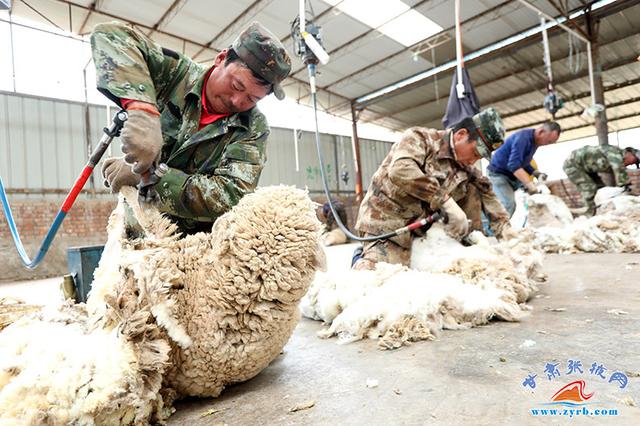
350, 102, 364, 202
587, 12, 608, 145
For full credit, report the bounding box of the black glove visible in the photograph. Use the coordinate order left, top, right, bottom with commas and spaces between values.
622, 183, 632, 193
533, 171, 548, 181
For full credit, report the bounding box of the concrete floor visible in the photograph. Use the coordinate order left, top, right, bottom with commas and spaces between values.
169, 253, 640, 425
1, 254, 638, 424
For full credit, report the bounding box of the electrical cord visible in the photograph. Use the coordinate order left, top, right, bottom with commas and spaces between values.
306, 64, 442, 242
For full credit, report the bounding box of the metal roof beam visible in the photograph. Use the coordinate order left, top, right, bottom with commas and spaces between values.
507, 96, 640, 132
192, 0, 275, 60
561, 111, 638, 133
501, 76, 640, 120
363, 27, 635, 123
77, 0, 104, 34
322, 0, 515, 101
147, 0, 188, 37
353, 0, 629, 109
414, 54, 637, 126
287, 0, 432, 79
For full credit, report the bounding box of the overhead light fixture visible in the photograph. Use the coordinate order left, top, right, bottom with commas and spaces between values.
322, 0, 442, 47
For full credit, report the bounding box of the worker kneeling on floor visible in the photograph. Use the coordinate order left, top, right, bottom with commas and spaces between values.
563, 145, 640, 216
353, 108, 516, 271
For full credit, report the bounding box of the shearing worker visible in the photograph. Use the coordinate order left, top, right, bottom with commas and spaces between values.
487, 122, 561, 216
92, 21, 291, 235
563, 145, 640, 216
353, 108, 516, 271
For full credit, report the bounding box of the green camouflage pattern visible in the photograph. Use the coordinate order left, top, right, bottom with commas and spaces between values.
355, 127, 510, 252
233, 22, 291, 100
91, 22, 270, 234
472, 107, 506, 161
562, 145, 630, 214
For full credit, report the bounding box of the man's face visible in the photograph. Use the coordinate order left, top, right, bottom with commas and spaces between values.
205, 49, 270, 114
623, 151, 638, 167
537, 128, 560, 146
452, 128, 482, 165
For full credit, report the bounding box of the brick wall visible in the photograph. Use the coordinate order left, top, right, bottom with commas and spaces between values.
0, 198, 117, 282
546, 169, 640, 208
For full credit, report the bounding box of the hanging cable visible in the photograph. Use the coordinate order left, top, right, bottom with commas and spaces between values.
292, 0, 442, 242
0, 111, 127, 269
540, 15, 563, 117
568, 32, 582, 75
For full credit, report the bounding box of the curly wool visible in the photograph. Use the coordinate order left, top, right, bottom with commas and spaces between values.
0, 185, 323, 424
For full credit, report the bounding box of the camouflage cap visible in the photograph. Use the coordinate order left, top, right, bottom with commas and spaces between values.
472, 107, 505, 161
232, 22, 292, 100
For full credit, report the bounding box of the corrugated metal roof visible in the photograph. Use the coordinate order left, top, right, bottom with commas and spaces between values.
5, 0, 639, 142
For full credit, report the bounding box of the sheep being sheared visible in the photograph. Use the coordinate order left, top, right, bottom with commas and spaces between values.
0, 185, 323, 424
300, 225, 542, 349
519, 188, 640, 253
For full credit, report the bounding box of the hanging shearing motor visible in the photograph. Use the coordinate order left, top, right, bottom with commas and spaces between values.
540, 15, 564, 117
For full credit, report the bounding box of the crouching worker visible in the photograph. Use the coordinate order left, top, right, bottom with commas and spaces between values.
563, 145, 640, 216
92, 21, 291, 236
353, 108, 515, 271
320, 200, 349, 246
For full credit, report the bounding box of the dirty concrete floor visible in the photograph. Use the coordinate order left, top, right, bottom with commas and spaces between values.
169, 253, 640, 425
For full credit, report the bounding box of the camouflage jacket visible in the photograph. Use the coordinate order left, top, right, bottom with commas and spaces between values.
91, 22, 269, 234
355, 127, 509, 247
566, 145, 629, 186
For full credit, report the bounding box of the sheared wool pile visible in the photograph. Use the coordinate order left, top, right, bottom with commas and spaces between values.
520, 189, 640, 253
0, 185, 323, 424
300, 225, 542, 349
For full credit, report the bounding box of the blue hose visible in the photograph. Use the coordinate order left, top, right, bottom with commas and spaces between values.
0, 175, 67, 269
0, 110, 127, 270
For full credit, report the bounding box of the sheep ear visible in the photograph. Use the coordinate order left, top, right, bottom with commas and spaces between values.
314, 244, 327, 272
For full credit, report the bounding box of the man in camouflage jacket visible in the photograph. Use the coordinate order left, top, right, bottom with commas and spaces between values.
353, 108, 514, 270
563, 145, 639, 216
91, 21, 291, 235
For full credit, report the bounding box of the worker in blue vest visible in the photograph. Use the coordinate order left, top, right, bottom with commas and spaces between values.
487, 122, 561, 216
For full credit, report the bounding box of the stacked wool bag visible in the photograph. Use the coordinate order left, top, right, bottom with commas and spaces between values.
300, 225, 542, 350
521, 189, 640, 253
0, 185, 323, 425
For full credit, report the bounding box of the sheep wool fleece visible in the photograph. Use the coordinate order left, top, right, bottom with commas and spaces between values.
0, 185, 323, 424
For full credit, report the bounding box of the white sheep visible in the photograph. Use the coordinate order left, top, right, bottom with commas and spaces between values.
300, 225, 542, 349
0, 185, 323, 424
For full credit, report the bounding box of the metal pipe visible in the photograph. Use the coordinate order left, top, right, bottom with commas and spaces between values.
540, 16, 553, 85
516, 0, 589, 43
8, 12, 17, 92
350, 103, 363, 202
454, 0, 464, 98
516, 0, 596, 105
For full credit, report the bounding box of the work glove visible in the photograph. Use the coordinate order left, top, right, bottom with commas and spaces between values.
524, 182, 540, 195
101, 157, 141, 193
622, 183, 633, 193
120, 109, 163, 174
532, 170, 548, 181
441, 198, 469, 239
